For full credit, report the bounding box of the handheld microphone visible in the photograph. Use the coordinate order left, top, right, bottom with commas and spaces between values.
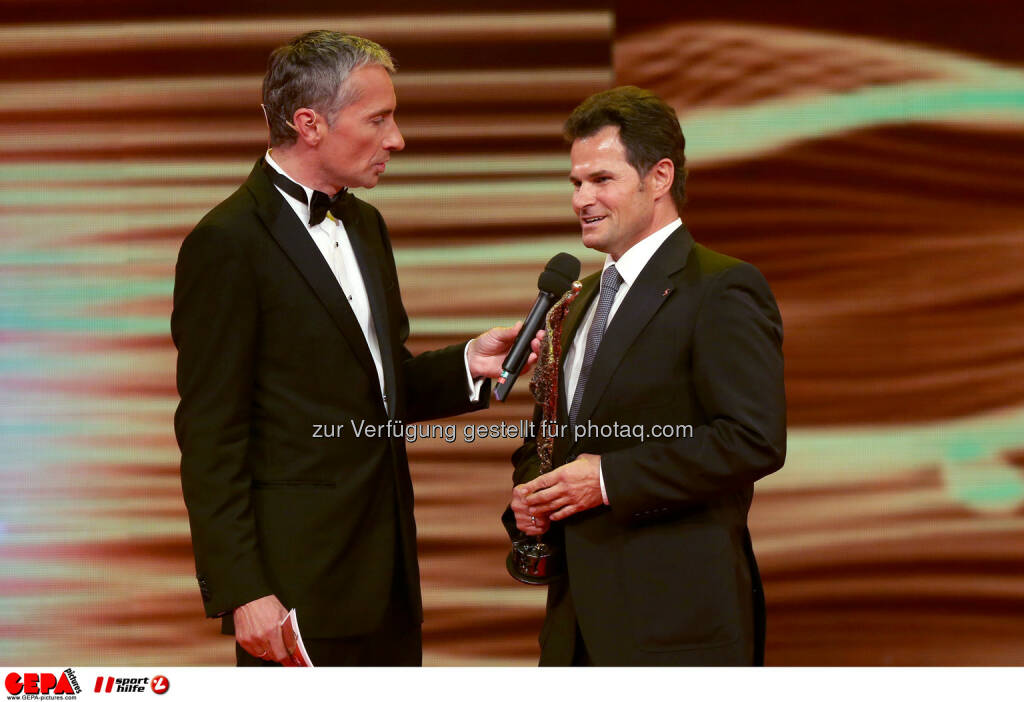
493, 252, 581, 401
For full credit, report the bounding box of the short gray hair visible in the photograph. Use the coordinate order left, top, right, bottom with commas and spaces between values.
261, 30, 395, 147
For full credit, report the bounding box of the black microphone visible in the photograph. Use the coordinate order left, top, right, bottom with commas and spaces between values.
493, 253, 581, 401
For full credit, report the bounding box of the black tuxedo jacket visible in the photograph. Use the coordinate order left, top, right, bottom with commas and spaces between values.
508, 225, 786, 665
172, 159, 487, 639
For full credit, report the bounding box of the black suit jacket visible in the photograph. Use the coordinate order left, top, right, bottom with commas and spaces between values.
172, 160, 487, 639
508, 225, 786, 665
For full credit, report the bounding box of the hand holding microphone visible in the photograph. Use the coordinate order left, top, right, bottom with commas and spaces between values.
465, 253, 581, 396
492, 253, 581, 401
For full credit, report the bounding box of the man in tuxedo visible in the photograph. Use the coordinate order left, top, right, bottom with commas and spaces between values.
508, 86, 786, 665
173, 31, 532, 666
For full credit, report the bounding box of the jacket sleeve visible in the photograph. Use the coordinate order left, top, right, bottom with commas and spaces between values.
172, 222, 273, 617
600, 263, 787, 525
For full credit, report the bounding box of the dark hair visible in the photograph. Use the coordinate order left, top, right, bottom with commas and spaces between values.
564, 86, 687, 211
261, 30, 395, 147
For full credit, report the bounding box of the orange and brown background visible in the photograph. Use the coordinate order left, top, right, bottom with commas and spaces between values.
1, 0, 1022, 665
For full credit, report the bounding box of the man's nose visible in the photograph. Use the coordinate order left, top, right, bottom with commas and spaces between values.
572, 183, 593, 212
385, 120, 405, 151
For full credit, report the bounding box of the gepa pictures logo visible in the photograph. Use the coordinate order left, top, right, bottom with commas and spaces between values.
5, 669, 81, 698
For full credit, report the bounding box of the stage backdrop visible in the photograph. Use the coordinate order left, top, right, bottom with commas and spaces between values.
1, 0, 1022, 665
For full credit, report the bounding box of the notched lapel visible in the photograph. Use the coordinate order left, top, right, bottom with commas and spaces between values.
570, 272, 674, 432
248, 163, 379, 384
569, 226, 694, 443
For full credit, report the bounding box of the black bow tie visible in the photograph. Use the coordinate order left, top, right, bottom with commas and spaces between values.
264, 161, 350, 227
307, 189, 349, 227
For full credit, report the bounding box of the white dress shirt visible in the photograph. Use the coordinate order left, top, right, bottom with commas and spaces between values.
265, 152, 483, 406
563, 218, 682, 503
266, 152, 388, 403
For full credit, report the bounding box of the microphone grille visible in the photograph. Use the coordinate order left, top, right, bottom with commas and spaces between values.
538, 253, 581, 295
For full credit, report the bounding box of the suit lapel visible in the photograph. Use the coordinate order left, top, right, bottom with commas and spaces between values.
246, 161, 379, 384
343, 205, 398, 418
569, 225, 694, 450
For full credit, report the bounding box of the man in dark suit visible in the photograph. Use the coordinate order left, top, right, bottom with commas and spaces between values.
173, 31, 531, 666
508, 86, 786, 665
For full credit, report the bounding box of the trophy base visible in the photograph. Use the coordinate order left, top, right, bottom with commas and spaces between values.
506, 539, 563, 585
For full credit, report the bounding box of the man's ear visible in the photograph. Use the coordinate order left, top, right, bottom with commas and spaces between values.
646, 158, 675, 202
287, 107, 321, 146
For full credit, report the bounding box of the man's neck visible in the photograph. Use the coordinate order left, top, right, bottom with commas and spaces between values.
269, 146, 340, 196
610, 207, 680, 261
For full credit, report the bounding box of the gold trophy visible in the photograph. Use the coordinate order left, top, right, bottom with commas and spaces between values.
507, 281, 582, 585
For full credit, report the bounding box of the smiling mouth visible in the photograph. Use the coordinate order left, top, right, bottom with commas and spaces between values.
582, 216, 606, 225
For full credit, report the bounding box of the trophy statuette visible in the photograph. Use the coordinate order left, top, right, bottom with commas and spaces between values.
507, 280, 582, 585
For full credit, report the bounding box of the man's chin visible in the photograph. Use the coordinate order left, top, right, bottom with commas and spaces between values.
581, 230, 607, 252
349, 176, 380, 191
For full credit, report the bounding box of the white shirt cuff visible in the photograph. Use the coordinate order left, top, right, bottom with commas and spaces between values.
599, 459, 609, 505
464, 341, 485, 402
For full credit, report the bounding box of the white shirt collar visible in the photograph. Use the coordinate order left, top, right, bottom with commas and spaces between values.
265, 150, 314, 223
603, 217, 682, 287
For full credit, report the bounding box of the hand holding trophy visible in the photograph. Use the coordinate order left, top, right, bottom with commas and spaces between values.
507, 279, 582, 584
